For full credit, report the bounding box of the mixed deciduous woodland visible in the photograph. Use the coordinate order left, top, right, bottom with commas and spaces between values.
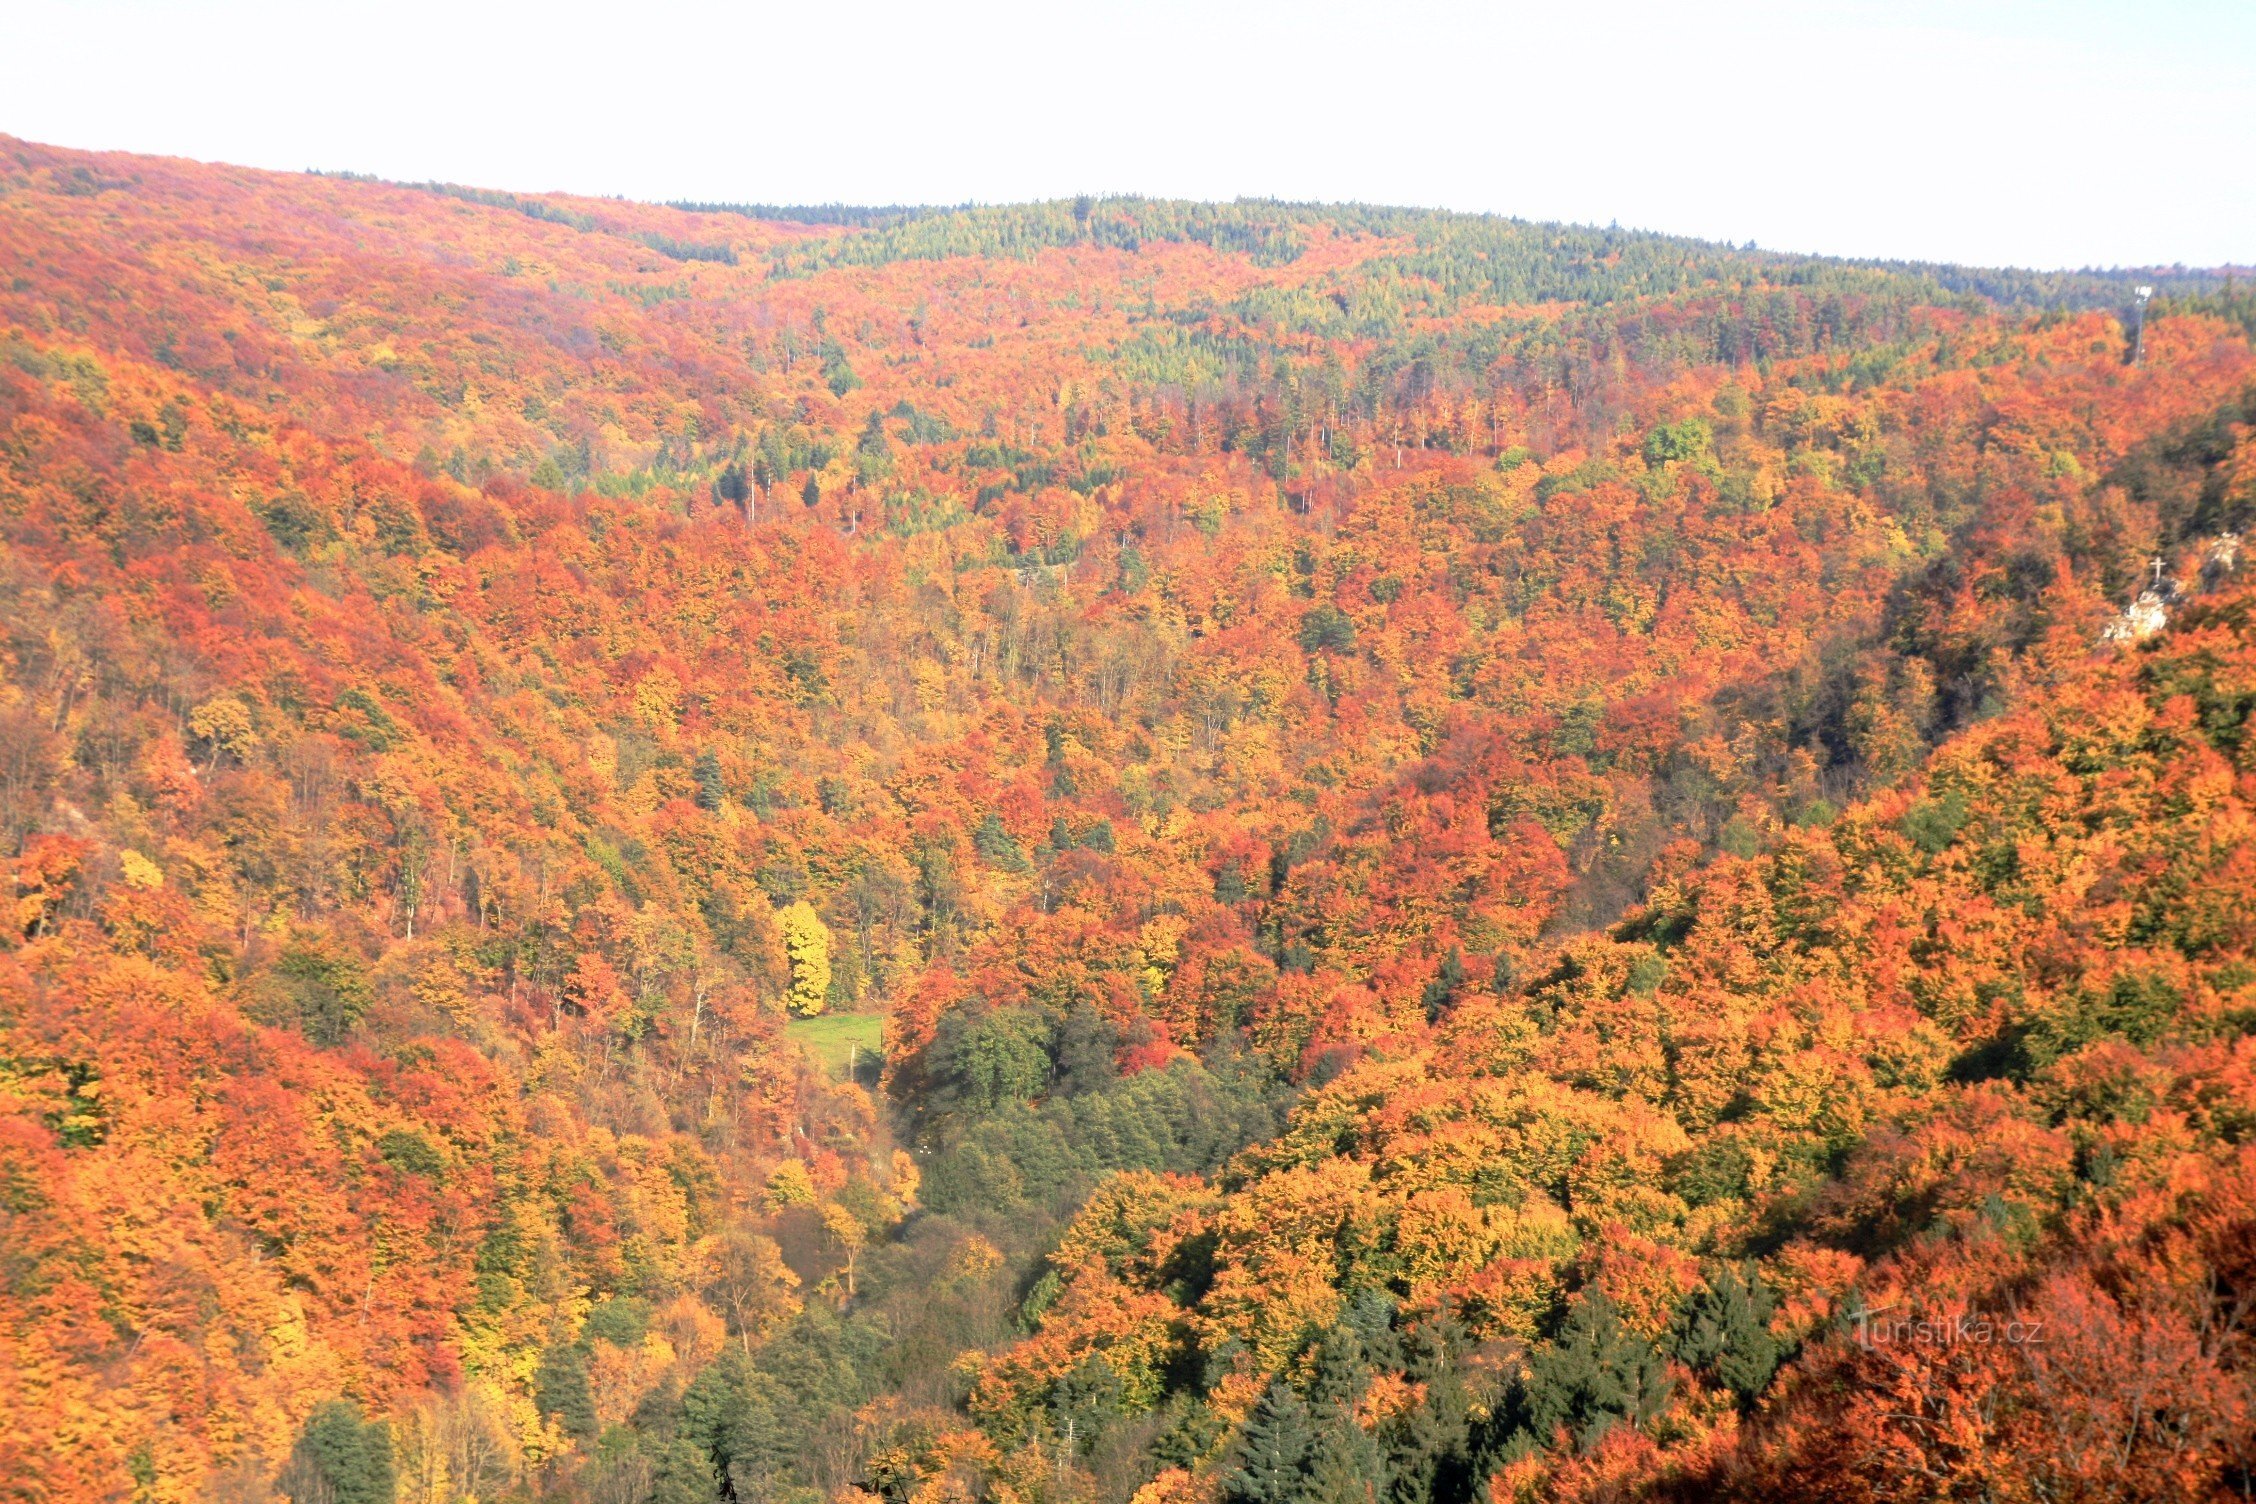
3, 136, 2255, 1503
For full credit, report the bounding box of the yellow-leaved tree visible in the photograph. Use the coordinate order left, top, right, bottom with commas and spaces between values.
778, 899, 831, 1017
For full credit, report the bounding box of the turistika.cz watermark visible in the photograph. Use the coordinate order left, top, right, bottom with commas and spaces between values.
1848, 1304, 2047, 1350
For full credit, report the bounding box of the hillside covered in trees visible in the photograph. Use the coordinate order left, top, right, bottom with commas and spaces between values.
2, 136, 2253, 1503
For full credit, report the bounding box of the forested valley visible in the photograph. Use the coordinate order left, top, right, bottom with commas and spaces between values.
2, 137, 2254, 1503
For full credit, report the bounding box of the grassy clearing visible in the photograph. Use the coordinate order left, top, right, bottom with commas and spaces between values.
784, 1011, 886, 1082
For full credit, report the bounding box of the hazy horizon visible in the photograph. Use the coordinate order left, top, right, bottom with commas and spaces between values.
6, 0, 2251, 272
12, 131, 2253, 283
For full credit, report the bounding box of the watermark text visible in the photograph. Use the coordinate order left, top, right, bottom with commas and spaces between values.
1848, 1303, 2047, 1350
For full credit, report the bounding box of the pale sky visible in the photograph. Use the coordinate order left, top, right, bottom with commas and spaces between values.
5, 0, 2251, 270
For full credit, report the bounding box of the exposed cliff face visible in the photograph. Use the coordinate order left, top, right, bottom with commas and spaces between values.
2102, 533, 2244, 644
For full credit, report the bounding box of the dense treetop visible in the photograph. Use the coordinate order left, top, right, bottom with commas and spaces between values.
2, 134, 2252, 1503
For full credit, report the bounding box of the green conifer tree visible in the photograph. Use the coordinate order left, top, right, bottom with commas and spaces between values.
1226, 1381, 1316, 1504
283, 1400, 396, 1504
1672, 1263, 1780, 1405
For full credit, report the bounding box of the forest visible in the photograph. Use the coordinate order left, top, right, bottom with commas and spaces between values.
1, 134, 2254, 1504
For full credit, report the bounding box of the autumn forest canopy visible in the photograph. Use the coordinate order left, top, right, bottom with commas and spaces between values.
4, 136, 2256, 1504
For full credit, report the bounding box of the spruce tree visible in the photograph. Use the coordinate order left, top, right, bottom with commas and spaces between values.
284, 1400, 395, 1504
693, 750, 726, 811
1050, 1353, 1124, 1455
1386, 1341, 1473, 1504
1309, 1322, 1370, 1408
1516, 1293, 1671, 1453
1672, 1262, 1780, 1405
1342, 1290, 1401, 1372
1052, 1003, 1120, 1095
535, 1341, 599, 1439
1305, 1404, 1387, 1504
1226, 1380, 1316, 1504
